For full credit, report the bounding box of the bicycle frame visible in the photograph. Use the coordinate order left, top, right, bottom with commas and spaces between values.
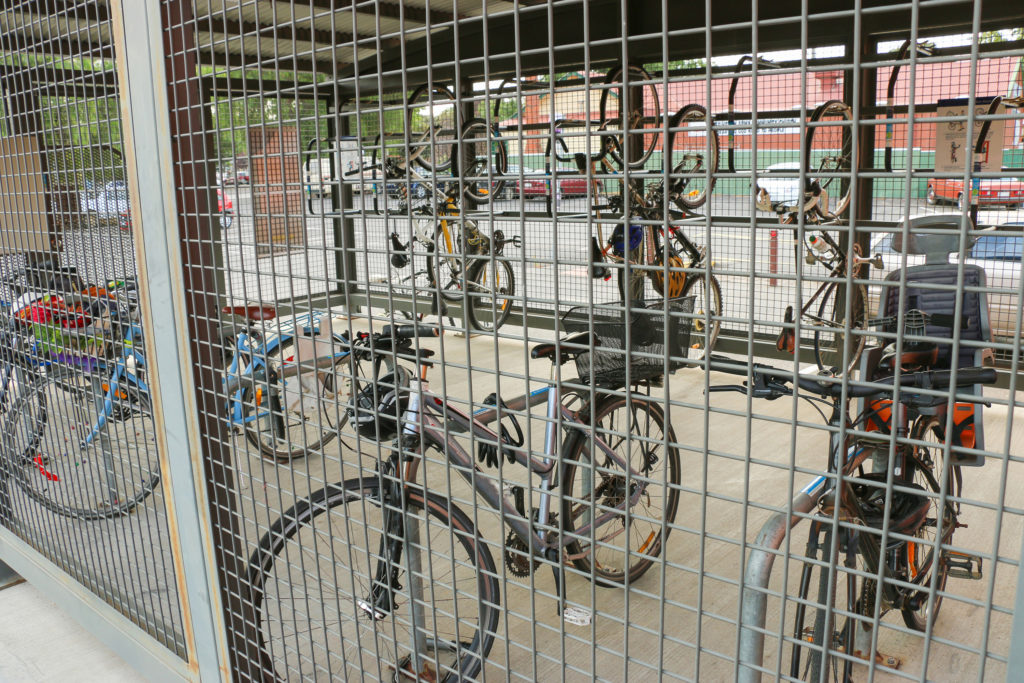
400, 371, 652, 560
222, 310, 347, 430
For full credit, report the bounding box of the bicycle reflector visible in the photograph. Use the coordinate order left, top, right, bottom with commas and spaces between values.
951, 403, 976, 449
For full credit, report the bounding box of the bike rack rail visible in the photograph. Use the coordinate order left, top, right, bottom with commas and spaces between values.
737, 475, 829, 682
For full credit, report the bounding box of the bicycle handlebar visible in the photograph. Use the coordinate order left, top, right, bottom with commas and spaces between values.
707, 354, 997, 400
380, 323, 440, 340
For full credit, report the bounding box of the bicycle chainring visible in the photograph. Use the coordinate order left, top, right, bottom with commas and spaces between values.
503, 529, 540, 578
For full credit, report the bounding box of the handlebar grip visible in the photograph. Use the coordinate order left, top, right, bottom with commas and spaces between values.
925, 367, 998, 388
381, 324, 440, 340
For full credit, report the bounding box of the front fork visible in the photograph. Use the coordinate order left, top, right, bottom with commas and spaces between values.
360, 453, 408, 620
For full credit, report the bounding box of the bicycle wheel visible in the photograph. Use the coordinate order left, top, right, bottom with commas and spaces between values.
407, 83, 459, 172
666, 104, 719, 210
464, 257, 515, 333
796, 526, 851, 683
429, 220, 468, 302
243, 338, 348, 461
902, 415, 955, 631
599, 65, 661, 168
6, 368, 160, 520
561, 395, 680, 587
616, 246, 656, 304
457, 118, 507, 206
247, 477, 500, 681
806, 100, 853, 217
811, 282, 867, 376
681, 269, 722, 357
0, 351, 38, 417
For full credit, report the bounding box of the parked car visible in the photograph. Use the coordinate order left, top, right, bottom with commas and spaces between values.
868, 223, 1022, 344
118, 189, 234, 230
926, 177, 1024, 209
80, 180, 128, 223
218, 164, 250, 185
384, 181, 429, 200
348, 157, 376, 193
503, 165, 588, 199
754, 162, 803, 212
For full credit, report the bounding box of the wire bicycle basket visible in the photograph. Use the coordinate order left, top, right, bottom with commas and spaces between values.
560, 297, 694, 389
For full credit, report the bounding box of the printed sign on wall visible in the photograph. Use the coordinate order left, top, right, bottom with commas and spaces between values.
934, 96, 1005, 173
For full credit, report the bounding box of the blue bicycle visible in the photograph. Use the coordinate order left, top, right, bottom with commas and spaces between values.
1, 296, 378, 520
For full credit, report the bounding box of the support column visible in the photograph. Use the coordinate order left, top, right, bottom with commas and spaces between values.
111, 0, 261, 679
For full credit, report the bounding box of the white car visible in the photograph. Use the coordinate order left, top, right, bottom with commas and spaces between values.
79, 180, 128, 221
754, 162, 803, 212
869, 225, 1022, 344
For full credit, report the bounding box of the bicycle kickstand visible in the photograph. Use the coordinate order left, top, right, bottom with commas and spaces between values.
549, 551, 591, 626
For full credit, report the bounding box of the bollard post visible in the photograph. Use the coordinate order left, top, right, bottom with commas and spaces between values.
769, 229, 779, 286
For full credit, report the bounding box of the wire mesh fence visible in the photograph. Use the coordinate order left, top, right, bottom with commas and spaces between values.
0, 1, 186, 660
1, 0, 1023, 680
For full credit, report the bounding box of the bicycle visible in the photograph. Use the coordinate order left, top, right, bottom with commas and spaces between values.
367, 119, 520, 332
774, 206, 881, 375
542, 114, 722, 354
246, 299, 693, 681
709, 327, 996, 681
0, 295, 397, 519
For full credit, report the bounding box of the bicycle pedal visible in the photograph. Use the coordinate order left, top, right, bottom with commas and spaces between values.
563, 606, 592, 626
945, 551, 983, 580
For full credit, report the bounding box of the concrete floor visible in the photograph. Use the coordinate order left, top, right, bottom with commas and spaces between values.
1, 320, 1021, 681
0, 579, 141, 682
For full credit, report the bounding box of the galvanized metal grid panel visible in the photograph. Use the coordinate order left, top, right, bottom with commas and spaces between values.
0, 0, 186, 661
155, 1, 1024, 681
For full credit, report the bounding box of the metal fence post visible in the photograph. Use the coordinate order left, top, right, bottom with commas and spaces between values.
110, 2, 232, 679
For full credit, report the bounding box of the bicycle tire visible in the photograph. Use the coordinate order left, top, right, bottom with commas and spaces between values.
811, 282, 867, 376
680, 270, 722, 357
464, 257, 515, 333
247, 477, 500, 681
429, 220, 467, 302
457, 118, 507, 206
666, 104, 719, 210
902, 415, 955, 631
242, 338, 348, 462
370, 133, 386, 214
406, 83, 459, 172
561, 395, 680, 587
805, 100, 853, 218
7, 368, 160, 520
803, 527, 846, 683
0, 353, 39, 417
599, 65, 660, 168
616, 247, 656, 304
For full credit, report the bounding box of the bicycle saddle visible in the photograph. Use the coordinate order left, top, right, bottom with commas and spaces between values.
222, 305, 277, 321
531, 332, 594, 363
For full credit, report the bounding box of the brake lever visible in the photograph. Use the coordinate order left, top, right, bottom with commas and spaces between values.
707, 384, 749, 394
751, 373, 791, 400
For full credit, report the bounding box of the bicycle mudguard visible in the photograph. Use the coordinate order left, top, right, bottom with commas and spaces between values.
776, 305, 796, 354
